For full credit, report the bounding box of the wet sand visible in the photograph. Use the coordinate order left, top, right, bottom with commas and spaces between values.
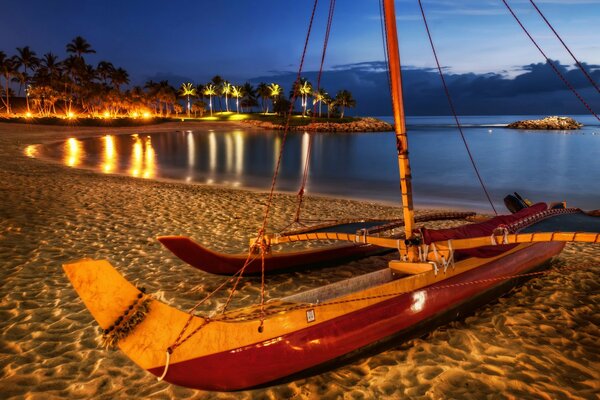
0, 121, 598, 399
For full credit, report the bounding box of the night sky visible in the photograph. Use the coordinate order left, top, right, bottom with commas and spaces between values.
2, 0, 599, 115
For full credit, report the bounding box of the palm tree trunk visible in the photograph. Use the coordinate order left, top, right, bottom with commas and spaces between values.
3, 74, 10, 115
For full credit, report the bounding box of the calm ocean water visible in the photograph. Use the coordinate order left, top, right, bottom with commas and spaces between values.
36, 115, 600, 212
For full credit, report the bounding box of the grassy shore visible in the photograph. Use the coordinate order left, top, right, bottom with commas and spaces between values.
0, 112, 363, 128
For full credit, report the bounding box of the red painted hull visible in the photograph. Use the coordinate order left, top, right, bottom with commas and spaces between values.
157, 236, 390, 275
148, 242, 564, 390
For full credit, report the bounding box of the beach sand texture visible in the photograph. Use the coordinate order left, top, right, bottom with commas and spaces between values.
0, 122, 598, 399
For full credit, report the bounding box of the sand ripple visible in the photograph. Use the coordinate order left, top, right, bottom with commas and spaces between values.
0, 122, 598, 399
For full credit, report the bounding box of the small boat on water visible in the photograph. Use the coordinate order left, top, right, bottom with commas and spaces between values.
63, 0, 600, 391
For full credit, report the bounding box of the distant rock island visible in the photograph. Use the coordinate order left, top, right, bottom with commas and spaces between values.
507, 116, 583, 130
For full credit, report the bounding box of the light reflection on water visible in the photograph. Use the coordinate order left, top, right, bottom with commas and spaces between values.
64, 138, 82, 167
36, 116, 600, 211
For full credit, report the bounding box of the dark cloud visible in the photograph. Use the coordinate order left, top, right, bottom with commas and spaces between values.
249, 61, 600, 116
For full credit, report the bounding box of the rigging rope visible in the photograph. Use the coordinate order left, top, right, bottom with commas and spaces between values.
379, 0, 392, 99
293, 0, 337, 224
169, 0, 322, 350
501, 0, 600, 122
417, 0, 498, 215
528, 0, 600, 95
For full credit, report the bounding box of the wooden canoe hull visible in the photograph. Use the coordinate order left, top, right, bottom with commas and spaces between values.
157, 235, 392, 275
143, 241, 564, 390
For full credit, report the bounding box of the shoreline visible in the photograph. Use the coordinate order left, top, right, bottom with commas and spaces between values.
1, 121, 598, 398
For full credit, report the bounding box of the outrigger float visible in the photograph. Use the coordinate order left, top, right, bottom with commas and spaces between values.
63, 0, 600, 391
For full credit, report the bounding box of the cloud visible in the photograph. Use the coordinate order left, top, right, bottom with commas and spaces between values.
249, 60, 600, 116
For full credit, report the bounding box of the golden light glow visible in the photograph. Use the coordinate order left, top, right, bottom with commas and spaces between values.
234, 130, 244, 175
225, 134, 233, 172
273, 134, 281, 170
131, 112, 139, 118
301, 132, 310, 180
227, 113, 249, 121
101, 135, 117, 173
67, 111, 75, 119
103, 111, 110, 119
129, 135, 143, 177
143, 112, 151, 119
209, 132, 216, 173
143, 136, 156, 179
187, 132, 195, 167
25, 111, 33, 119
24, 144, 38, 158
64, 138, 82, 167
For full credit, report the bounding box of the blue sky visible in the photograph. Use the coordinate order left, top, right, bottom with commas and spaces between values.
1, 0, 599, 84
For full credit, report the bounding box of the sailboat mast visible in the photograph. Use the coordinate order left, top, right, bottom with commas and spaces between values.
383, 0, 417, 256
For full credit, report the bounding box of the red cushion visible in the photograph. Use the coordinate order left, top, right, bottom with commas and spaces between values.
420, 203, 548, 259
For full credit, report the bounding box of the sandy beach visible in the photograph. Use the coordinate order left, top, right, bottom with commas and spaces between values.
0, 121, 598, 399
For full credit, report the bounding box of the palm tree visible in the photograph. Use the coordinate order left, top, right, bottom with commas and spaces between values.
96, 61, 115, 85
334, 90, 356, 118
15, 46, 40, 112
110, 67, 129, 92
158, 81, 176, 116
203, 84, 217, 116
66, 36, 96, 60
0, 52, 18, 115
313, 88, 327, 118
256, 82, 270, 113
144, 80, 160, 115
179, 82, 197, 117
231, 85, 242, 113
211, 75, 224, 111
221, 81, 232, 112
268, 83, 282, 111
241, 82, 258, 113
323, 93, 335, 119
299, 80, 312, 117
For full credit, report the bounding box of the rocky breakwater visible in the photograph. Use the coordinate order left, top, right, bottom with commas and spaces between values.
507, 116, 583, 130
244, 117, 393, 132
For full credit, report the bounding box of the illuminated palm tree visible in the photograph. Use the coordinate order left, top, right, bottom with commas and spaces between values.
231, 85, 242, 113
313, 88, 327, 118
221, 81, 232, 112
334, 89, 356, 118
268, 83, 282, 111
180, 82, 197, 117
15, 46, 40, 113
323, 93, 335, 119
299, 80, 312, 117
0, 51, 18, 115
203, 83, 217, 116
211, 75, 224, 111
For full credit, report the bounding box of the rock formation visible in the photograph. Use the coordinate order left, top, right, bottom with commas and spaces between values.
507, 116, 582, 130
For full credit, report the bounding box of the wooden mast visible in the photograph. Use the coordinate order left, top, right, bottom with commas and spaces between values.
383, 0, 417, 260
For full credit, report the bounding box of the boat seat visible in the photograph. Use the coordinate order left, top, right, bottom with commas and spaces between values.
388, 260, 433, 275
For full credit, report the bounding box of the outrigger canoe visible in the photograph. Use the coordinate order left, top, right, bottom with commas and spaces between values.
63, 204, 600, 391
158, 212, 475, 275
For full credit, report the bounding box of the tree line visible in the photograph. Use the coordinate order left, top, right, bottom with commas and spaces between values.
1, 36, 356, 118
